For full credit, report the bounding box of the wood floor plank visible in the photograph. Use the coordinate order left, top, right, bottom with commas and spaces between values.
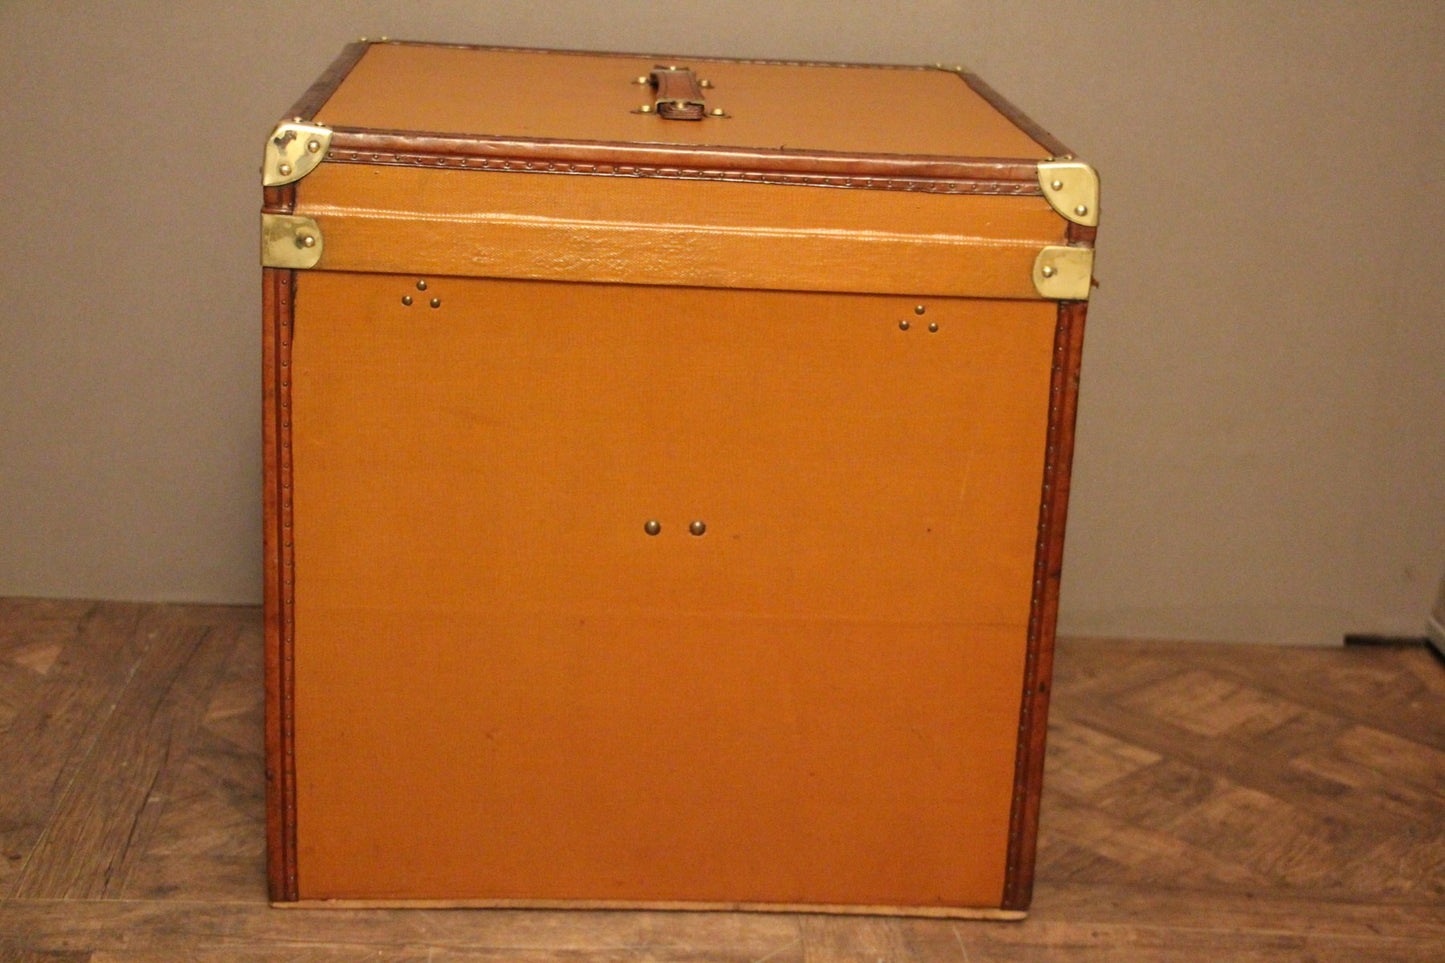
8, 896, 1439, 963
797, 914, 961, 962
1094, 641, 1445, 750
0, 900, 798, 959
1038, 788, 1268, 890
104, 617, 260, 900
117, 609, 266, 901
1057, 673, 1440, 839
0, 601, 144, 896
949, 920, 1443, 963
11, 608, 237, 899
1032, 879, 1445, 941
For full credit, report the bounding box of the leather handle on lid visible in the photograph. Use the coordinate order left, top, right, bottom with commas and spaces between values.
650, 66, 706, 120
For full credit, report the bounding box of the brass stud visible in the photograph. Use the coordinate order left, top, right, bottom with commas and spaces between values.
416, 280, 428, 291
306, 139, 322, 153
639, 104, 654, 113
914, 304, 926, 315
278, 163, 292, 176
402, 295, 413, 306
644, 520, 661, 536
700, 79, 714, 88
429, 298, 441, 308
1041, 265, 1057, 278
634, 75, 649, 84
1075, 204, 1089, 217
689, 520, 707, 536
1050, 179, 1064, 191
929, 322, 939, 332
297, 234, 316, 249
710, 107, 725, 116
899, 320, 910, 330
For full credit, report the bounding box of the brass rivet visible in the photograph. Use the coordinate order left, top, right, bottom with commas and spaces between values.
899, 320, 910, 330
914, 304, 926, 315
297, 234, 316, 249
1075, 204, 1089, 216
1041, 265, 1056, 278
402, 296, 412, 306
278, 163, 292, 176
710, 107, 725, 116
689, 520, 707, 536
634, 75, 649, 84
929, 322, 939, 332
639, 104, 654, 113
1050, 179, 1064, 191
306, 139, 321, 153
430, 298, 441, 308
644, 520, 661, 536
416, 280, 428, 291
699, 79, 714, 88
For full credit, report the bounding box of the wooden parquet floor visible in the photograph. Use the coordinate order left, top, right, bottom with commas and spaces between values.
0, 598, 1440, 961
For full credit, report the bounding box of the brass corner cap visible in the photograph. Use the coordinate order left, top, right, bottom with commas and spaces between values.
1032, 245, 1093, 301
263, 121, 332, 187
261, 213, 323, 269
1037, 158, 1099, 227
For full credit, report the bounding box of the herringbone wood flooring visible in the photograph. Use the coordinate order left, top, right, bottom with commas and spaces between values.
0, 598, 1440, 961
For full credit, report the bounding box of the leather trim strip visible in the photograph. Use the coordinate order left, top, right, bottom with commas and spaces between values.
324, 129, 1045, 196
1002, 298, 1088, 910
262, 267, 300, 902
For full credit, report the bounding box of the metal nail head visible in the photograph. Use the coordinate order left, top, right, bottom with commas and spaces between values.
689, 520, 707, 536
644, 520, 661, 536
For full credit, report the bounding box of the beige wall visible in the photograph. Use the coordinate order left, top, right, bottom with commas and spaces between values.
1, 1, 1440, 645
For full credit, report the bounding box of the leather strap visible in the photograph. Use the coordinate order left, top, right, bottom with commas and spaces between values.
650, 66, 705, 120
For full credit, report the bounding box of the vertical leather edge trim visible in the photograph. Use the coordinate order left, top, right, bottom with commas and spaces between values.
1002, 299, 1088, 910
286, 41, 373, 122
263, 183, 297, 216
954, 70, 1073, 161
262, 266, 300, 902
